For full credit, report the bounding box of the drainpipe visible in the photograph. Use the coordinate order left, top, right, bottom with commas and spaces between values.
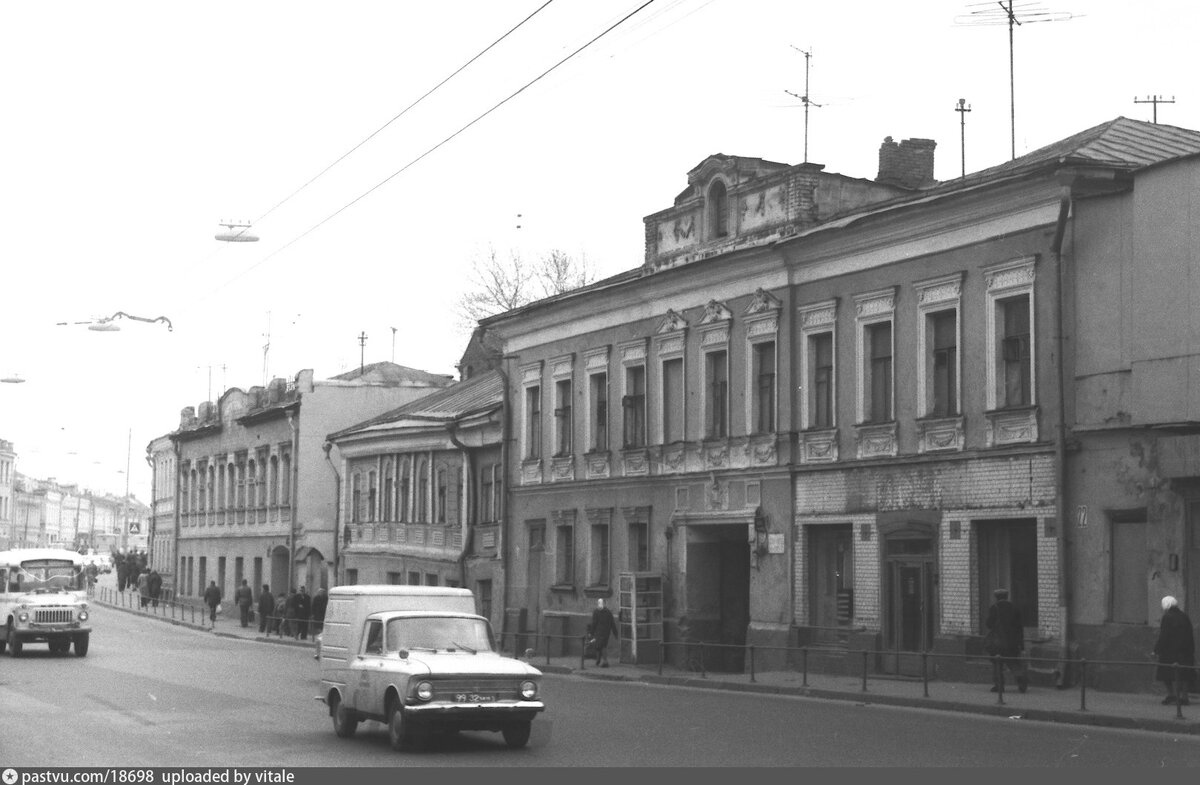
1052, 173, 1074, 687
447, 418, 476, 590
496, 363, 513, 644
323, 441, 340, 586
286, 411, 298, 592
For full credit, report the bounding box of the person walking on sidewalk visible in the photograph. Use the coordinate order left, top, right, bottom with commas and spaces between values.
985, 588, 1028, 694
137, 569, 150, 609
203, 580, 222, 627
589, 598, 619, 668
258, 585, 275, 634
295, 586, 312, 640
1153, 595, 1195, 706
148, 569, 162, 608
234, 579, 254, 628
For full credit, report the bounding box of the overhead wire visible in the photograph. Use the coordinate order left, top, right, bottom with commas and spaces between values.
201, 0, 659, 299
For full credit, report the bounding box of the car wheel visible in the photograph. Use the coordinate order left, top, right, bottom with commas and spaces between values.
387, 703, 408, 751
331, 695, 358, 738
502, 720, 532, 749
7, 626, 22, 658
74, 634, 89, 657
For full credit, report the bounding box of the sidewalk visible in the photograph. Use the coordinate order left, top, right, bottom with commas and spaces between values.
95, 590, 1200, 737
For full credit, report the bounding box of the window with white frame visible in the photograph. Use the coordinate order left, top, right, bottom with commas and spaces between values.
554, 513, 576, 585
752, 341, 776, 433
623, 364, 646, 448
705, 349, 729, 437
589, 371, 608, 451
799, 300, 838, 429
662, 357, 685, 443
708, 179, 730, 239
984, 257, 1036, 410
744, 288, 782, 436
854, 288, 897, 424
554, 378, 573, 456
915, 273, 963, 419
587, 509, 612, 587
525, 384, 542, 459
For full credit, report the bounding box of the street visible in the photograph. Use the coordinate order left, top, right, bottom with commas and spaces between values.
2, 606, 1200, 767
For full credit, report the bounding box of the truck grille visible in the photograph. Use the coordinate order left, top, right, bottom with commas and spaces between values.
428, 678, 524, 701
34, 608, 74, 625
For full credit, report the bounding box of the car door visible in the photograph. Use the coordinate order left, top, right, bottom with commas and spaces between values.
350, 618, 388, 717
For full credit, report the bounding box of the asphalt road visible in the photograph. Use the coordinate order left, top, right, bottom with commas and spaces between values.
3, 605, 1200, 767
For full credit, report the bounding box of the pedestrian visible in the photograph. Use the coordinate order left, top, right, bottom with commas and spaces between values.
310, 587, 328, 637
275, 590, 292, 638
284, 588, 301, 639
258, 585, 275, 634
295, 586, 311, 640
1153, 595, 1196, 706
588, 597, 619, 668
148, 569, 162, 608
85, 563, 98, 596
137, 568, 150, 609
984, 588, 1028, 694
203, 580, 222, 627
234, 579, 254, 628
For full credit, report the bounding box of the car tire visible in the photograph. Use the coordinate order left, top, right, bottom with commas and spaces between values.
7, 626, 22, 658
331, 695, 358, 738
387, 703, 408, 751
74, 634, 89, 657
502, 720, 532, 749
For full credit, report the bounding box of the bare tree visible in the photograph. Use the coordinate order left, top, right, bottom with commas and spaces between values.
456, 246, 595, 328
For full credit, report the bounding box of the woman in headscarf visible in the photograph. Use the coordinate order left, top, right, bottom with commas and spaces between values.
1153, 596, 1195, 705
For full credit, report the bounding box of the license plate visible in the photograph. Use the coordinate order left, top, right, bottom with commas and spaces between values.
455, 693, 495, 703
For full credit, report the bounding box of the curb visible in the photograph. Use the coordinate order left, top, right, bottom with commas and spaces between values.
97, 598, 313, 648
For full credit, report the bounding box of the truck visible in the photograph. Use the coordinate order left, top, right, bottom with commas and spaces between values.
316, 585, 545, 750
0, 548, 92, 657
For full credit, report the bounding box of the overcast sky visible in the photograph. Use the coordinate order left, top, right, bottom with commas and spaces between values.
1, 0, 1197, 499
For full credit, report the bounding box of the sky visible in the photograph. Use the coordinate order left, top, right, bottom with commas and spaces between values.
1, 0, 1197, 500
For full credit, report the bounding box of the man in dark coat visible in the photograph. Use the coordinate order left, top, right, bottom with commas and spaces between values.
258, 585, 275, 634
295, 586, 312, 640
147, 569, 162, 608
985, 588, 1028, 693
1154, 595, 1195, 705
284, 588, 300, 639
203, 580, 222, 628
310, 588, 328, 637
234, 579, 254, 628
589, 598, 619, 667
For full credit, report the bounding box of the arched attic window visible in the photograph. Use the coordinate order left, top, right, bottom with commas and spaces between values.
708, 179, 730, 240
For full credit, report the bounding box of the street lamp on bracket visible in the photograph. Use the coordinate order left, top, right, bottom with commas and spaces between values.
57, 311, 174, 333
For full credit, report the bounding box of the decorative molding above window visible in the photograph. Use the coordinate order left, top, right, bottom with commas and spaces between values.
799, 300, 837, 330
745, 288, 781, 340
916, 272, 964, 420
584, 346, 610, 372
917, 415, 965, 453
854, 421, 898, 459
585, 507, 613, 526
520, 361, 543, 386
619, 339, 648, 366
854, 287, 896, 319
657, 309, 688, 334
699, 299, 732, 347
657, 333, 686, 360
745, 287, 782, 316
985, 406, 1039, 447
985, 256, 1037, 293
551, 508, 577, 527
621, 505, 651, 525
550, 353, 574, 380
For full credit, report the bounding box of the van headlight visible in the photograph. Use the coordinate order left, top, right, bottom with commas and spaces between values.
78, 610, 89, 622
17, 612, 28, 623
415, 681, 434, 701
520, 681, 538, 700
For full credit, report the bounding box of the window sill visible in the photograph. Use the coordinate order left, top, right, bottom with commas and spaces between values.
549, 583, 577, 595
584, 585, 612, 599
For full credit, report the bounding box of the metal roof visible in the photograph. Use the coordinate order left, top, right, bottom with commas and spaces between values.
329, 370, 503, 440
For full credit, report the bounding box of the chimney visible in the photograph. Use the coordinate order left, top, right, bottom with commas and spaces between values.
877, 136, 937, 189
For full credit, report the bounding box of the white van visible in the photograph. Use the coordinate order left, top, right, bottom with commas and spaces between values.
316, 585, 545, 750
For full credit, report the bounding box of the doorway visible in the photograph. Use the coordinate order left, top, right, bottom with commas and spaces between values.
976, 519, 1038, 632
882, 530, 935, 674
683, 524, 750, 672
808, 525, 854, 646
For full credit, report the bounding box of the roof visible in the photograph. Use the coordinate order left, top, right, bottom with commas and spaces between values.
328, 361, 454, 386
328, 369, 504, 440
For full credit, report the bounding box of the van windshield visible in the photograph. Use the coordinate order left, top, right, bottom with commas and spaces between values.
11, 559, 83, 592
385, 617, 494, 654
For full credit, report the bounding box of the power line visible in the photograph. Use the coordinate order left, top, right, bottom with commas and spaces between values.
204, 0, 658, 298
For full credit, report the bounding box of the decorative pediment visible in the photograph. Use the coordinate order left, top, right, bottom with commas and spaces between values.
744, 288, 781, 316
699, 300, 732, 325
657, 309, 688, 334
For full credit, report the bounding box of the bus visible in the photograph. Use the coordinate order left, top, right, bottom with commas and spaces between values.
0, 548, 92, 657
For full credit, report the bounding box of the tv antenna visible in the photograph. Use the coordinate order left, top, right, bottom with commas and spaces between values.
214, 219, 259, 243
785, 46, 822, 164
1134, 95, 1175, 124
955, 98, 972, 177
955, 2, 1077, 160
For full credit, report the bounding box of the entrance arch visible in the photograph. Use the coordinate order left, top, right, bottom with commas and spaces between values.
270, 546, 290, 596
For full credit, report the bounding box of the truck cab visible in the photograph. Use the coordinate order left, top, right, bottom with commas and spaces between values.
317, 585, 544, 750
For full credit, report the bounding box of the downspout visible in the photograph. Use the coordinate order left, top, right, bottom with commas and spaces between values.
446, 418, 475, 590
173, 438, 183, 595
1052, 172, 1074, 687
496, 364, 513, 645
286, 410, 298, 593
322, 441, 340, 586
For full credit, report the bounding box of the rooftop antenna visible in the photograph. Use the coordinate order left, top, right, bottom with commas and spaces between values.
1134, 94, 1175, 124
391, 327, 397, 363
955, 98, 973, 177
955, 2, 1077, 159
786, 46, 822, 164
357, 331, 368, 375
262, 312, 271, 387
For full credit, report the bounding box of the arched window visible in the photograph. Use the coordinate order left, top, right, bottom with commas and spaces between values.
417, 459, 428, 522
247, 460, 257, 509
207, 465, 216, 512
708, 180, 729, 239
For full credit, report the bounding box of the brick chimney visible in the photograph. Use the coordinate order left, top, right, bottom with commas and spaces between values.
877, 136, 937, 189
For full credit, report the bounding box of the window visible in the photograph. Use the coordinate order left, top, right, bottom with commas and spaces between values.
865, 321, 893, 422
476, 579, 493, 621
436, 468, 447, 523
705, 350, 729, 438
525, 385, 542, 459
481, 465, 494, 523
280, 449, 291, 505
930, 311, 958, 416
708, 179, 729, 239
662, 357, 684, 443
556, 523, 575, 585
589, 523, 610, 587
417, 459, 428, 522
408, 570, 421, 586
799, 300, 837, 432
399, 460, 410, 522
1001, 296, 1031, 407
590, 371, 608, 451
386, 571, 403, 585
554, 378, 573, 456
247, 460, 257, 509
812, 333, 834, 427
351, 473, 362, 523
383, 464, 394, 521
752, 341, 776, 433
269, 456, 279, 506
628, 521, 649, 571
623, 365, 646, 448
367, 471, 377, 523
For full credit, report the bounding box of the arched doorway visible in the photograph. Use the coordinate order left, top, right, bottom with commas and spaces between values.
881, 523, 936, 675
270, 546, 289, 596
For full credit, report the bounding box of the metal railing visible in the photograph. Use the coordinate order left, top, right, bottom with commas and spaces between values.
95, 586, 322, 640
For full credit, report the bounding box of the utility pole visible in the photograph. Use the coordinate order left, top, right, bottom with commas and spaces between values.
262, 312, 272, 388
391, 327, 397, 364
1134, 95, 1175, 124
120, 428, 130, 552
956, 98, 972, 177
357, 331, 368, 375
786, 46, 821, 164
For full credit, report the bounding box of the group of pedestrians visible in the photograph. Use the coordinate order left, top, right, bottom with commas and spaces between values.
134, 567, 163, 608
201, 580, 327, 638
